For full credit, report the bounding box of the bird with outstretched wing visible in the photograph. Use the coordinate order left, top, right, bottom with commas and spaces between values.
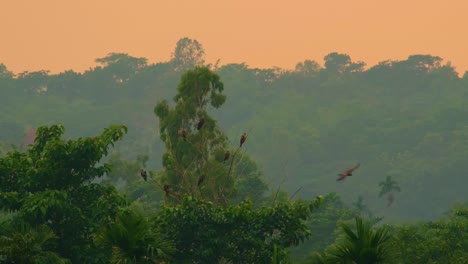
337, 163, 360, 181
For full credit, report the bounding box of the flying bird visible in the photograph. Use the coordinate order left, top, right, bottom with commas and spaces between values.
223, 150, 230, 163
240, 132, 247, 147
336, 163, 360, 181
140, 169, 148, 181
196, 116, 205, 130
198, 174, 206, 187
178, 128, 187, 141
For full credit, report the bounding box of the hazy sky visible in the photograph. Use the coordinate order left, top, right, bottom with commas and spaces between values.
1, 0, 467, 74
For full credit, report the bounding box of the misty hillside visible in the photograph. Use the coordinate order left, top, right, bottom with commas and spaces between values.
1, 38, 467, 222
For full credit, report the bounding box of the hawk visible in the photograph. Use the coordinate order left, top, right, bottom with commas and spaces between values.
337, 163, 360, 181
163, 184, 170, 196
140, 169, 148, 181
197, 116, 205, 130
240, 132, 247, 147
223, 150, 230, 163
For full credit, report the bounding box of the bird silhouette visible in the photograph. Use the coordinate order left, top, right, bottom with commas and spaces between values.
163, 184, 170, 196
336, 163, 360, 181
223, 150, 230, 163
240, 132, 247, 147
198, 174, 206, 187
178, 128, 187, 141
140, 169, 148, 181
196, 116, 205, 130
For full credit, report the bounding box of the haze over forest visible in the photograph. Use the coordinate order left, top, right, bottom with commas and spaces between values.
1, 36, 467, 263
1, 37, 467, 216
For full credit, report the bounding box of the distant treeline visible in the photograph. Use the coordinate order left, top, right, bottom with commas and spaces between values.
1, 37, 468, 221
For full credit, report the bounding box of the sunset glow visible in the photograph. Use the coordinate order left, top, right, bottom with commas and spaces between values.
1, 0, 467, 74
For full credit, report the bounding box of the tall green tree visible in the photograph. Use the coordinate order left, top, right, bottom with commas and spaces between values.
0, 124, 130, 263
323, 52, 365, 75
154, 66, 265, 204
95, 53, 148, 83
171, 37, 206, 72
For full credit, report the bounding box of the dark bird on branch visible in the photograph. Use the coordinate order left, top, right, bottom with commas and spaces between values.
140, 169, 148, 181
223, 150, 230, 163
163, 184, 170, 196
196, 116, 205, 130
178, 128, 187, 141
240, 132, 247, 147
198, 174, 206, 187
336, 163, 360, 181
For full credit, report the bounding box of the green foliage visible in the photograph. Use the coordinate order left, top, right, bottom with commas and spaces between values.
390, 204, 468, 263
154, 66, 266, 204
0, 222, 70, 264
103, 153, 166, 212
313, 216, 392, 264
231, 153, 269, 204
0, 63, 13, 79
290, 193, 359, 261
0, 124, 130, 263
95, 206, 175, 263
104, 152, 148, 185
0, 39, 466, 220
153, 195, 322, 263
324, 52, 365, 75
1, 37, 468, 262
171, 37, 206, 72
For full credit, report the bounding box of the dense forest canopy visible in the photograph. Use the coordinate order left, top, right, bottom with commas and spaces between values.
1, 37, 467, 263
1, 38, 467, 220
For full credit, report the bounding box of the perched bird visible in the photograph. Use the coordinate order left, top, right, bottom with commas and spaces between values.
198, 174, 206, 187
196, 116, 205, 130
178, 128, 187, 141
336, 163, 360, 181
223, 150, 230, 163
240, 132, 247, 147
163, 184, 170, 196
140, 169, 148, 181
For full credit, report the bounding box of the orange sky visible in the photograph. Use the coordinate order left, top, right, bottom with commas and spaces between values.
1, 0, 467, 75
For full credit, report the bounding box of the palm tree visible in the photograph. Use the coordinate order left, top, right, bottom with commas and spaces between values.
95, 207, 175, 263
378, 176, 401, 207
0, 223, 69, 264
323, 216, 392, 264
